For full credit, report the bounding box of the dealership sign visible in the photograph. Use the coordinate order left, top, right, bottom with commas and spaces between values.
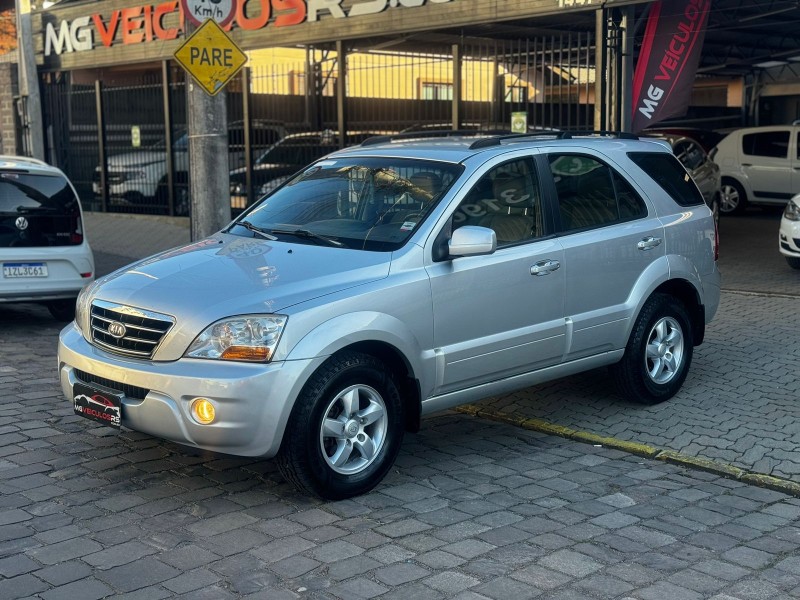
631, 0, 711, 133
44, 0, 454, 57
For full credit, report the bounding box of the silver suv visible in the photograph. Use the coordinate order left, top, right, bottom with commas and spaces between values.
58, 132, 720, 499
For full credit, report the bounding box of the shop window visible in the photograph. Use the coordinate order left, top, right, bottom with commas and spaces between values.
421, 82, 453, 101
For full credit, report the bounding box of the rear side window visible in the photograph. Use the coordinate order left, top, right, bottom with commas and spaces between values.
627, 152, 704, 207
548, 154, 647, 232
742, 131, 789, 158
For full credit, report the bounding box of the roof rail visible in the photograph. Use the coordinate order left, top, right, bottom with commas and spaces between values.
468, 130, 637, 150
360, 129, 512, 147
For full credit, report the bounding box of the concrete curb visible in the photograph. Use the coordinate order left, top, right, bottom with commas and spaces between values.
455, 405, 800, 499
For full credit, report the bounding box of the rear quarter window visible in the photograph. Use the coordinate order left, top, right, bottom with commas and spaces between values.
627, 152, 704, 207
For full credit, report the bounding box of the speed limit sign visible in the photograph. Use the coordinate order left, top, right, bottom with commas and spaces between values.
181, 0, 237, 27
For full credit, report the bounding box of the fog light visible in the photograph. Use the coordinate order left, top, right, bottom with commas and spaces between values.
191, 398, 216, 424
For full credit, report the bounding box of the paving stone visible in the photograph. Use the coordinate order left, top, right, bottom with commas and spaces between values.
330, 577, 388, 599
96, 556, 180, 593
39, 577, 113, 600
374, 562, 431, 585
424, 571, 481, 594
539, 549, 603, 577
27, 536, 103, 565
0, 553, 39, 577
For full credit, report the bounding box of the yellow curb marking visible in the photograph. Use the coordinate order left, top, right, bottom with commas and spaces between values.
454, 406, 800, 499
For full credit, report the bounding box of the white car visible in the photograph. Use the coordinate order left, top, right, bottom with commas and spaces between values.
712, 125, 800, 215
779, 193, 800, 269
1, 156, 94, 320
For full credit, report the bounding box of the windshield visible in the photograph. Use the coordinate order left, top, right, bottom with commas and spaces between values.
231, 157, 463, 251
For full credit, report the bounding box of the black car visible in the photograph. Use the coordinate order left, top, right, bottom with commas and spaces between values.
229, 131, 387, 213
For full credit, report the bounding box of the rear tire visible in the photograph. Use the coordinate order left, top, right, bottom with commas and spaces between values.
47, 299, 76, 322
610, 294, 694, 405
276, 351, 404, 499
786, 256, 800, 270
719, 180, 747, 216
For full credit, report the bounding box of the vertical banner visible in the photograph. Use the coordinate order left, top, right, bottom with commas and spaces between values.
631, 0, 711, 133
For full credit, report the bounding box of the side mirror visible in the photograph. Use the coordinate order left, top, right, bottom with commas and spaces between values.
448, 226, 497, 258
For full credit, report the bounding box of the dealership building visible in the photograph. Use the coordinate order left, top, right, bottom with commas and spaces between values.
1, 0, 799, 216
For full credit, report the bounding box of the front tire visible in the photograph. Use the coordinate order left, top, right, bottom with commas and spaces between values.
719, 180, 747, 215
610, 294, 694, 405
277, 352, 404, 499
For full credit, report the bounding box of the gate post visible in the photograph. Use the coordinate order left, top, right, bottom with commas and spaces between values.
94, 80, 108, 213
161, 61, 175, 216
336, 40, 347, 148
242, 67, 253, 208
452, 44, 462, 130
594, 8, 606, 131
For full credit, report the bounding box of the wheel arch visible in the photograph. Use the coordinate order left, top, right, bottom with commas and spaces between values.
284, 312, 427, 433
329, 342, 422, 433
650, 278, 705, 345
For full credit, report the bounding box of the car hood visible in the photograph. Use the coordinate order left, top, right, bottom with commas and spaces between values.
89, 233, 391, 359
105, 150, 170, 169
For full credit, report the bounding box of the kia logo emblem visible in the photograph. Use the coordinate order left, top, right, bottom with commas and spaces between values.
107, 322, 127, 339
15, 216, 28, 231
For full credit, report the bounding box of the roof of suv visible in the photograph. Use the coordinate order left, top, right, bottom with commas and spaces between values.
332, 134, 672, 164
0, 156, 63, 176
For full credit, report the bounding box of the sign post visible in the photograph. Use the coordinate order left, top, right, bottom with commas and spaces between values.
175, 0, 243, 239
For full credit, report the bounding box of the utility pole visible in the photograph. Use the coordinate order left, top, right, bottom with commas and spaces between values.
15, 0, 45, 160
176, 1, 243, 240
186, 72, 230, 240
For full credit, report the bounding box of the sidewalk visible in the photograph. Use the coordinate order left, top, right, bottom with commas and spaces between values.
84, 213, 191, 276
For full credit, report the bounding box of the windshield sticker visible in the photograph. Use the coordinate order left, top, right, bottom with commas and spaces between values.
400, 221, 417, 232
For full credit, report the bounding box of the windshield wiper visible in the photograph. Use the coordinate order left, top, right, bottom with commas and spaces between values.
269, 228, 344, 247
236, 220, 277, 240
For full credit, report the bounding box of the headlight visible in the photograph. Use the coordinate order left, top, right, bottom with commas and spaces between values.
74, 281, 97, 333
185, 315, 287, 362
125, 169, 147, 181
783, 200, 800, 222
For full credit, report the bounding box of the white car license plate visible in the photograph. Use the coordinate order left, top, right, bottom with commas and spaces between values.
2, 262, 48, 278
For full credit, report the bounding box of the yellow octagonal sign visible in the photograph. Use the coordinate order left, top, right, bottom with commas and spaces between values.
174, 19, 247, 96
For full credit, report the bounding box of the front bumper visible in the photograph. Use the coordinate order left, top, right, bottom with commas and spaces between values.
58, 323, 322, 457
779, 217, 800, 258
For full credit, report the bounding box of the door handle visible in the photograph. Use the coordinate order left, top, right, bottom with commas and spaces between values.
741, 163, 752, 167
531, 259, 560, 276
637, 236, 662, 251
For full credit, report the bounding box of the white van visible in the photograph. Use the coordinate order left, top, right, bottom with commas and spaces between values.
712, 125, 800, 215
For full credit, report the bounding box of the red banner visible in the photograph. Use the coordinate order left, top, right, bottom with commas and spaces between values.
631, 0, 711, 133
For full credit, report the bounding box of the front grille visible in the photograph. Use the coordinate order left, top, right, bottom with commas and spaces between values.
74, 369, 149, 400
90, 300, 174, 359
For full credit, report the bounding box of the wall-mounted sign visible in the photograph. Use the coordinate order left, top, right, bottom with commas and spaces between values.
173, 18, 247, 95
510, 111, 527, 133
131, 125, 141, 147
42, 0, 455, 57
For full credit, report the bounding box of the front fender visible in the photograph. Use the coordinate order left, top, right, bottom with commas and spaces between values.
285, 311, 434, 394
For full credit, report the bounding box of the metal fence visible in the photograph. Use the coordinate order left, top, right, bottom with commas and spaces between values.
41, 32, 596, 217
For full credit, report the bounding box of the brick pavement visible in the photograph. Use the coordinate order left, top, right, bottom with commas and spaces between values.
2, 303, 800, 599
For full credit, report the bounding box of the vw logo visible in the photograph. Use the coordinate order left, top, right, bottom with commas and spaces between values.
107, 322, 127, 339
15, 216, 28, 231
